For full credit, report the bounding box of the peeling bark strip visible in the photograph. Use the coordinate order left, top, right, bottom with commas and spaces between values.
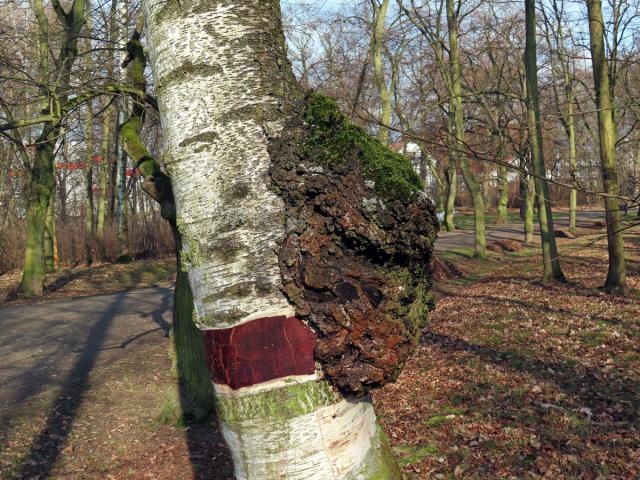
203, 316, 317, 389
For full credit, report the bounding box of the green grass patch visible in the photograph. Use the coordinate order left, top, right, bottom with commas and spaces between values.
508, 247, 538, 258
483, 332, 505, 347
512, 329, 532, 342
424, 406, 464, 428
423, 415, 452, 428
578, 328, 607, 347
453, 211, 567, 230
394, 443, 440, 467
447, 247, 476, 259
153, 392, 186, 428
486, 322, 507, 332
616, 351, 640, 365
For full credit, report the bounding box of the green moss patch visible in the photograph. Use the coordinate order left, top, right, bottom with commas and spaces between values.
394, 443, 440, 467
303, 93, 422, 201
215, 380, 339, 425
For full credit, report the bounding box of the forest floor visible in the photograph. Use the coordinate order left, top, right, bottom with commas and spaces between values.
376, 224, 640, 479
0, 257, 176, 306
1, 222, 639, 479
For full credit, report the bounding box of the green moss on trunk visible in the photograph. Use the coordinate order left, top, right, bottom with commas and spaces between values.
20, 138, 56, 297
43, 192, 57, 273
20, 200, 49, 297
303, 94, 422, 201
170, 226, 215, 420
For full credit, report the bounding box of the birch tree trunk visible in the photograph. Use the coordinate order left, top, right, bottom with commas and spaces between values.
119, 23, 215, 416
142, 1, 426, 477
586, 0, 627, 294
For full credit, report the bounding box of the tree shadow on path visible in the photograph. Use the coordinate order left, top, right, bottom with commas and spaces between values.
11, 284, 234, 479
17, 290, 128, 479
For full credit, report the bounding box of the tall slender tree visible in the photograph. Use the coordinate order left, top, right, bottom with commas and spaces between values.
19, 0, 87, 296
85, 105, 95, 265
371, 0, 393, 144
446, 0, 486, 257
524, 0, 566, 282
96, 106, 111, 241
542, 0, 579, 233
585, 0, 627, 293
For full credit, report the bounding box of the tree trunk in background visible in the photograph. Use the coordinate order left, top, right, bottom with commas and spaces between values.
20, 131, 56, 296
372, 0, 392, 145
524, 0, 566, 282
96, 108, 110, 241
115, 114, 129, 254
544, 2, 579, 234
525, 174, 535, 244
560, 62, 578, 234
586, 0, 627, 294
444, 162, 457, 231
58, 144, 69, 223
519, 161, 527, 221
143, 0, 402, 477
447, 0, 486, 257
115, 0, 131, 255
19, 0, 56, 296
19, 0, 86, 296
497, 165, 509, 223
418, 143, 445, 212
567, 106, 578, 233
437, 188, 446, 213
85, 106, 95, 264
43, 185, 57, 273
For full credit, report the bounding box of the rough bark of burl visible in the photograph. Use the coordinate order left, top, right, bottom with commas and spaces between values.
269, 96, 439, 396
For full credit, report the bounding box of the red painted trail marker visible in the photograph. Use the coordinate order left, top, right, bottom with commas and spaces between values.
203, 315, 317, 390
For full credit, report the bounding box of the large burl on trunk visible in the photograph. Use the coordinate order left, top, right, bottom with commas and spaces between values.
270, 94, 439, 396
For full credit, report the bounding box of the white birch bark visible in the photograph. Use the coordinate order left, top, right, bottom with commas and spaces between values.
142, 0, 398, 478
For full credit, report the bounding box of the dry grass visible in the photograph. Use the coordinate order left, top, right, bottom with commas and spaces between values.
0, 213, 175, 275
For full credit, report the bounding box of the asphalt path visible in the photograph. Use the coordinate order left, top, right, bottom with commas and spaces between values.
435, 210, 604, 251
0, 287, 172, 411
